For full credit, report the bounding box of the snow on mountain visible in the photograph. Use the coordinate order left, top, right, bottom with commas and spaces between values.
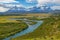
0, 2, 59, 13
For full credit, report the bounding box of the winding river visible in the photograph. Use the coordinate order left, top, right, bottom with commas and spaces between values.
3, 19, 43, 40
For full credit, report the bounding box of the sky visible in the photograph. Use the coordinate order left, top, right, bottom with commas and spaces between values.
0, 0, 60, 12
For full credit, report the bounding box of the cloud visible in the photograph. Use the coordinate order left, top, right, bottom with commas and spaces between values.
26, 0, 52, 4
26, 0, 36, 3
0, 3, 25, 12
4, 3, 24, 8
0, 0, 19, 3
51, 6, 60, 10
37, 0, 51, 4
25, 0, 37, 4
0, 0, 60, 12
25, 0, 60, 4
26, 0, 32, 3
0, 0, 16, 12
0, 7, 10, 12
37, 0, 60, 5
0, 0, 23, 12
53, 0, 60, 4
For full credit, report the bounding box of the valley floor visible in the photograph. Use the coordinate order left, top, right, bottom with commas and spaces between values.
11, 14, 60, 40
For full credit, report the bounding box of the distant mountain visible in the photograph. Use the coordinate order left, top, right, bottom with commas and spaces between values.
6, 6, 26, 13
0, 3, 60, 15
26, 6, 52, 13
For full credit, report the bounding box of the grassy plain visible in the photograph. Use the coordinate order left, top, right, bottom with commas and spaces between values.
0, 13, 52, 40
11, 14, 60, 40
0, 16, 28, 40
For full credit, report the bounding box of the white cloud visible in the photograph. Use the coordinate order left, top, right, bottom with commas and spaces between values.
26, 0, 32, 3
53, 0, 60, 4
0, 0, 22, 12
4, 4, 24, 8
0, 7, 10, 12
16, 4, 24, 7
26, 0, 36, 3
36, 0, 52, 7
25, 0, 60, 4
36, 0, 60, 10
0, 3, 25, 12
37, 0, 60, 5
0, 0, 19, 3
37, 0, 51, 4
51, 6, 60, 10
0, 0, 60, 12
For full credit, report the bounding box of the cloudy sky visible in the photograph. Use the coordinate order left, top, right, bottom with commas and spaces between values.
0, 0, 60, 12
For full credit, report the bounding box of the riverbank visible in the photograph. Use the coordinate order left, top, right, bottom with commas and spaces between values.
0, 20, 28, 40
3, 21, 43, 40
11, 14, 60, 40
0, 15, 43, 40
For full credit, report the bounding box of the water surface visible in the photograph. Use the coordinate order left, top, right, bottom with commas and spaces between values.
4, 19, 43, 40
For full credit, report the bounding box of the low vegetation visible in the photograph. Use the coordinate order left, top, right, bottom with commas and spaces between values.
11, 14, 60, 40
0, 19, 28, 40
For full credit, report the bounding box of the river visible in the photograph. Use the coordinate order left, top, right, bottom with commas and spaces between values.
3, 19, 43, 40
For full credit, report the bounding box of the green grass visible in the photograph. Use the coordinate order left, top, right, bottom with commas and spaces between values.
26, 21, 37, 25
0, 20, 28, 40
11, 14, 60, 40
28, 21, 37, 25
